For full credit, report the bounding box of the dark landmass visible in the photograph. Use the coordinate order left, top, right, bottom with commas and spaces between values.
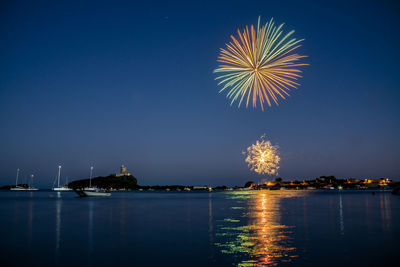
1, 175, 399, 192
138, 185, 214, 191
248, 176, 399, 191
137, 176, 399, 191
0, 184, 29, 190
244, 181, 255, 188
68, 175, 138, 190
140, 185, 188, 190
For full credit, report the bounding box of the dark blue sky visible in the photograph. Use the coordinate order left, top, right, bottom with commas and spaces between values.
1, 0, 399, 187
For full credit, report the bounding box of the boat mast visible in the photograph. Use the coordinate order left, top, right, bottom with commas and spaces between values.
57, 166, 61, 188
15, 168, 19, 187
89, 166, 93, 188
30, 174, 34, 188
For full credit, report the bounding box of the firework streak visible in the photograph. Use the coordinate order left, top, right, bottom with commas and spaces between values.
214, 18, 308, 110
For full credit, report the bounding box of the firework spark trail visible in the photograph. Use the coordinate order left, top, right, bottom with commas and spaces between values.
244, 135, 280, 176
214, 17, 308, 110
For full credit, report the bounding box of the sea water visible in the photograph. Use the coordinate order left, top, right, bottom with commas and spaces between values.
0, 190, 398, 266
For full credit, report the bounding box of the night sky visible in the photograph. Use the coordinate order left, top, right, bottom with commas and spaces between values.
1, 0, 399, 187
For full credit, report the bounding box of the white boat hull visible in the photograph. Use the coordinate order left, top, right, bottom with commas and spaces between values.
74, 189, 111, 197
52, 187, 72, 191
11, 187, 38, 191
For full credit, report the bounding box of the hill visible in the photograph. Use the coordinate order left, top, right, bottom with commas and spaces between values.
68, 175, 138, 190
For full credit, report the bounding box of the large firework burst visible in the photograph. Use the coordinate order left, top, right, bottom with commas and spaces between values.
244, 135, 280, 176
214, 17, 307, 110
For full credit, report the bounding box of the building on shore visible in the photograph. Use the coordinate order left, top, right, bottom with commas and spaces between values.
115, 165, 132, 177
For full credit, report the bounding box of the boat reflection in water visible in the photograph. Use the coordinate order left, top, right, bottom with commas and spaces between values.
214, 190, 308, 266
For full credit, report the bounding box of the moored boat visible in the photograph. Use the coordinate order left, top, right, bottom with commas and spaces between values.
74, 188, 111, 197
10, 169, 39, 191
10, 186, 39, 191
53, 186, 72, 191
52, 166, 72, 191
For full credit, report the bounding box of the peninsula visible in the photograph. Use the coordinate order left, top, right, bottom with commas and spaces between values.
68, 165, 138, 190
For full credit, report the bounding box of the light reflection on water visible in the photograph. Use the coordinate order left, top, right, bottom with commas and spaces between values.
214, 190, 309, 266
339, 193, 344, 236
88, 200, 94, 265
380, 193, 392, 232
55, 195, 61, 262
1, 190, 399, 266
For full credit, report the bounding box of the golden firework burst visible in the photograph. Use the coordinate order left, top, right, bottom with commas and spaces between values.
244, 135, 280, 176
214, 17, 308, 110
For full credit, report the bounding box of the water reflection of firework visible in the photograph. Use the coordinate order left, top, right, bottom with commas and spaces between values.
244, 135, 280, 176
215, 191, 307, 266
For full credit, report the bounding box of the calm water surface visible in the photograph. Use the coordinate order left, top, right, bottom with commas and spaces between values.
0, 190, 398, 266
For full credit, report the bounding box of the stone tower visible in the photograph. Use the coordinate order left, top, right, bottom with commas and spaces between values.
121, 165, 127, 175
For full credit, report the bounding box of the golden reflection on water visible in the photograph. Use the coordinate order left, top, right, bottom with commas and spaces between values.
215, 190, 308, 266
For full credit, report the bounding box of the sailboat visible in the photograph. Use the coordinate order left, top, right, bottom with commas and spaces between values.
28, 174, 39, 190
52, 166, 72, 191
11, 169, 38, 191
83, 166, 97, 191
74, 166, 111, 197
10, 168, 23, 190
